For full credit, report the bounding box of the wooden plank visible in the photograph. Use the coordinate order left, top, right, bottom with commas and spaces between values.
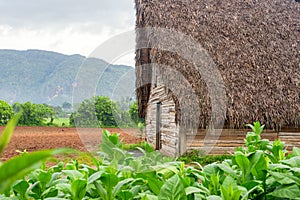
184, 130, 300, 155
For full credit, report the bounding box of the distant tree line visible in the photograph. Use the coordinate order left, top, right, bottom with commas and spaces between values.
0, 100, 58, 126
0, 97, 143, 128
70, 96, 144, 128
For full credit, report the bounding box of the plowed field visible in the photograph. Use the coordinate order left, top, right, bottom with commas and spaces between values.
0, 126, 140, 161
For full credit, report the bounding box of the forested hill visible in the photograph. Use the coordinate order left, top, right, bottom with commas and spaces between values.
0, 49, 135, 106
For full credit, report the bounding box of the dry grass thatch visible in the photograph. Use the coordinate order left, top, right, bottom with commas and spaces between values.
135, 0, 300, 130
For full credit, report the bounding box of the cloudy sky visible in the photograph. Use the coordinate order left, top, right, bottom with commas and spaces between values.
0, 0, 136, 66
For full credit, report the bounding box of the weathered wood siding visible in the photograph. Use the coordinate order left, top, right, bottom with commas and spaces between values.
187, 129, 300, 155
145, 84, 179, 157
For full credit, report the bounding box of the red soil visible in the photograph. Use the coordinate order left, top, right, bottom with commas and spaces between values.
0, 126, 140, 161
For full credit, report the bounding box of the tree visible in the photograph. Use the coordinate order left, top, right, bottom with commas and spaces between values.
18, 102, 55, 126
70, 96, 120, 128
129, 101, 144, 125
94, 96, 119, 127
38, 104, 56, 125
70, 98, 99, 127
0, 100, 13, 125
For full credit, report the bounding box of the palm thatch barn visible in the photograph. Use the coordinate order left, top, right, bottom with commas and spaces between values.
135, 0, 300, 156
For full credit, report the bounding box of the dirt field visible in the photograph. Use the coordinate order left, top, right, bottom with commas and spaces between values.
0, 126, 140, 161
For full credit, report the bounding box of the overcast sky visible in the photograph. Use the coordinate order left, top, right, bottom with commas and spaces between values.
0, 0, 136, 66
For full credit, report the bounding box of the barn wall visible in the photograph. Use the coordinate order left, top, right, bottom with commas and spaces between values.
186, 129, 300, 155
145, 84, 179, 156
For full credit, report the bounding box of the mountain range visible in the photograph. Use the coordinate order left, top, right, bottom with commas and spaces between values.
0, 49, 135, 106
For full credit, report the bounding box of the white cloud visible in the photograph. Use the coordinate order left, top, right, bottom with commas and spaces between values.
0, 0, 136, 66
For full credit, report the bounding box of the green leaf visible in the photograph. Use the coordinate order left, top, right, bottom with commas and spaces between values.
153, 164, 179, 179
0, 113, 21, 156
113, 178, 134, 196
38, 170, 52, 190
207, 196, 222, 200
241, 184, 262, 200
108, 133, 120, 146
12, 180, 29, 200
242, 180, 262, 191
101, 173, 118, 189
142, 194, 158, 200
268, 171, 295, 185
117, 190, 133, 200
71, 179, 87, 200
282, 156, 300, 167
56, 183, 72, 195
234, 152, 250, 182
94, 181, 107, 200
222, 176, 237, 189
217, 163, 238, 179
62, 170, 84, 181
249, 151, 267, 180
269, 164, 291, 170
158, 175, 187, 200
221, 176, 242, 200
185, 186, 202, 195
269, 184, 300, 199
293, 147, 300, 156
0, 149, 65, 193
41, 187, 58, 198
88, 171, 103, 184
99, 172, 118, 199
147, 177, 163, 195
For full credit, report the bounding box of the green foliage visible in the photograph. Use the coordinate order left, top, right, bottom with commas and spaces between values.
0, 113, 21, 156
0, 114, 68, 194
129, 102, 143, 125
2, 122, 300, 199
241, 121, 287, 164
70, 96, 119, 127
15, 102, 56, 126
178, 150, 232, 166
0, 100, 13, 125
121, 141, 154, 152
70, 97, 143, 128
0, 97, 141, 128
94, 96, 119, 127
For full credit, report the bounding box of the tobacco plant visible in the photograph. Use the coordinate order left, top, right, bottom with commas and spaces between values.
0, 120, 300, 199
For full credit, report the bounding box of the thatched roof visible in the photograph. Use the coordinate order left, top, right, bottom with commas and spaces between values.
135, 0, 300, 130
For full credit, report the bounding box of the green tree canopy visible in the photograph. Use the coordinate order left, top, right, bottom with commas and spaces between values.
17, 102, 55, 126
70, 96, 144, 128
0, 100, 13, 125
70, 96, 120, 127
